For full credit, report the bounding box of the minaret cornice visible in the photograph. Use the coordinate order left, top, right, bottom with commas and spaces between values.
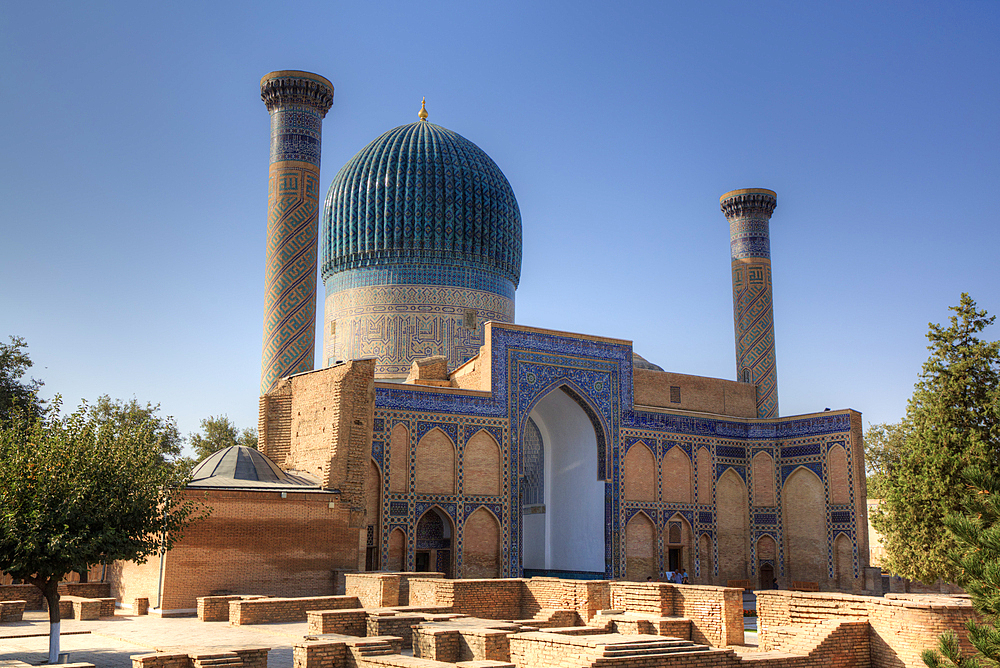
720, 188, 777, 219
260, 71, 334, 116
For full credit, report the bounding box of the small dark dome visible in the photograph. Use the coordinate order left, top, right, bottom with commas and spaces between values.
632, 352, 664, 372
188, 446, 318, 489
321, 120, 522, 286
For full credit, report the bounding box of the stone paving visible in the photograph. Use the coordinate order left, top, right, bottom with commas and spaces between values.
0, 611, 308, 667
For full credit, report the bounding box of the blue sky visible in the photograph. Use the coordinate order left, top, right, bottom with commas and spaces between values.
2, 1, 998, 453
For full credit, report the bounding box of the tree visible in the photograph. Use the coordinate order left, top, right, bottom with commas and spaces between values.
0, 398, 207, 664
922, 466, 1000, 668
0, 335, 44, 425
87, 395, 185, 467
188, 414, 258, 462
872, 293, 1000, 583
864, 421, 910, 499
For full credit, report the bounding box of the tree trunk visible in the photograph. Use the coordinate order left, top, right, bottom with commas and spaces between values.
28, 576, 61, 664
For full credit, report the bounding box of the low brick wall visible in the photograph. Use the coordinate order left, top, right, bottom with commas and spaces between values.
346, 573, 400, 608
130, 647, 268, 668
672, 584, 744, 647
414, 627, 461, 663
59, 596, 102, 620
233, 648, 268, 668
307, 608, 367, 636
346, 572, 447, 609
293, 639, 347, 668
367, 613, 427, 649
60, 582, 111, 599
131, 653, 191, 668
522, 578, 609, 622
0, 584, 44, 610
610, 581, 674, 615
409, 578, 524, 620
0, 600, 26, 622
229, 595, 361, 625
869, 595, 978, 668
197, 595, 267, 622
756, 590, 978, 668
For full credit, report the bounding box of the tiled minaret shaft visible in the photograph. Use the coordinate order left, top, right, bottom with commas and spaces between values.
260, 71, 334, 394
721, 188, 779, 418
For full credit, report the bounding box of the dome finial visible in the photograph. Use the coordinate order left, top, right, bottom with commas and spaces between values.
418, 97, 428, 121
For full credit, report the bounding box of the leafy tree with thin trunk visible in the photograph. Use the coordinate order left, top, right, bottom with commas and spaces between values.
872, 293, 1000, 584
0, 398, 207, 664
0, 335, 45, 426
864, 420, 910, 499
188, 414, 258, 462
922, 466, 1000, 667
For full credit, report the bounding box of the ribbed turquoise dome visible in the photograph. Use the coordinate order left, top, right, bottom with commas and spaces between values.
321, 121, 522, 287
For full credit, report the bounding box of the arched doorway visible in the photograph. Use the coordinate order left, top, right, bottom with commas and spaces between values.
521, 385, 606, 577
415, 507, 453, 577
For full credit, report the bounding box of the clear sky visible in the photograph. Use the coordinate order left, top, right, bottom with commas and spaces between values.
2, 1, 998, 455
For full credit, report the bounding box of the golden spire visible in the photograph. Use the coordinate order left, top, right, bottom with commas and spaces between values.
418, 97, 428, 121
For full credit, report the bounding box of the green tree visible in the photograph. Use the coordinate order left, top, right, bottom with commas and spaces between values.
872, 293, 1000, 583
0, 398, 207, 663
188, 414, 258, 462
922, 466, 1000, 668
864, 421, 910, 499
0, 335, 44, 425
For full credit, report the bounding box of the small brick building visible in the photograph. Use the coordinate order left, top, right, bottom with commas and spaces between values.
109, 446, 357, 614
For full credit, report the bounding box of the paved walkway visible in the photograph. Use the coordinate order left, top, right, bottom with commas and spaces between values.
0, 611, 309, 667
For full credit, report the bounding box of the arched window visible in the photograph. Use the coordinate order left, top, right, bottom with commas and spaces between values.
522, 418, 544, 506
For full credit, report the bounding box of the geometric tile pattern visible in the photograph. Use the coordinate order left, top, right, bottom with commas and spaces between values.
325, 284, 514, 375
259, 71, 333, 393
321, 120, 522, 287
721, 189, 779, 418
367, 322, 861, 582
319, 116, 521, 379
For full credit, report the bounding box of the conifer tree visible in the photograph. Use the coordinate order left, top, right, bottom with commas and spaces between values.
872, 293, 1000, 583
922, 466, 1000, 667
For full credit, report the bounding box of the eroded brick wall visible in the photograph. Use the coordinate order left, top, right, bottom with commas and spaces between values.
757, 590, 977, 668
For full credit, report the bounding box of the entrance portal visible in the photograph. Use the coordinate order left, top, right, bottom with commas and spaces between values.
415, 507, 452, 578
521, 386, 606, 576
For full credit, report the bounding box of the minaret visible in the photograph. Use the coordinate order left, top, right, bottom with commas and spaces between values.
259, 71, 334, 394
720, 188, 779, 418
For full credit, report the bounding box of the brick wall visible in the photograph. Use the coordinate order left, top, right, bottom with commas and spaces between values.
633, 369, 757, 418
259, 380, 292, 467
610, 581, 674, 615
307, 608, 366, 636
197, 595, 267, 622
756, 590, 978, 668
671, 585, 744, 647
131, 653, 191, 668
451, 579, 523, 619
520, 578, 608, 622
868, 595, 977, 668
346, 573, 400, 608
0, 600, 25, 622
0, 584, 43, 610
293, 639, 347, 668
112, 488, 358, 612
60, 582, 111, 599
108, 557, 161, 613
229, 595, 361, 625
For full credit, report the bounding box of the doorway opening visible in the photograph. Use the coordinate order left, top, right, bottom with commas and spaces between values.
521, 385, 606, 577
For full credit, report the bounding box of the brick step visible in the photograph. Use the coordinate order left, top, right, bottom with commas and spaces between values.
192, 660, 243, 668
599, 643, 708, 657
350, 639, 397, 657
